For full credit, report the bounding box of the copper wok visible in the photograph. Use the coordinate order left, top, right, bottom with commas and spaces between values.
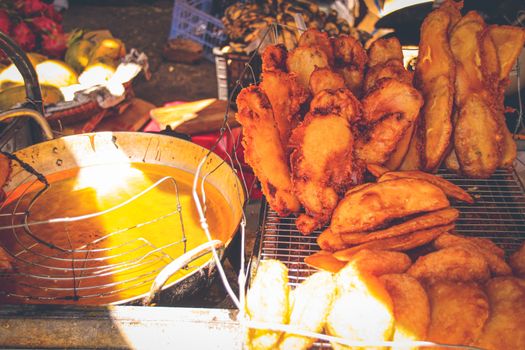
0, 31, 245, 306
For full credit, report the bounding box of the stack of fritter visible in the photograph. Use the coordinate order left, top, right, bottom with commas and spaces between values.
236, 29, 424, 234
401, 0, 525, 178
247, 240, 525, 350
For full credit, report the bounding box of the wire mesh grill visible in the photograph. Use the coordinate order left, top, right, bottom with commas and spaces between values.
257, 169, 525, 287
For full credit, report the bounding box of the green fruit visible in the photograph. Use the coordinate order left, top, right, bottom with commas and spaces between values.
65, 39, 95, 73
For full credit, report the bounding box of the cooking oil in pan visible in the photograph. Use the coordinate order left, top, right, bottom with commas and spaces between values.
0, 163, 234, 304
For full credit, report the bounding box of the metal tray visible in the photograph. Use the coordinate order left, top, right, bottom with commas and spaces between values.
254, 169, 525, 287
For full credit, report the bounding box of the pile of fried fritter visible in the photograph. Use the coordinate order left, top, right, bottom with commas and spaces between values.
246, 241, 525, 350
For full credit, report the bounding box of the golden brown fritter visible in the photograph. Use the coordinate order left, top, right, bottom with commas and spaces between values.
426, 281, 489, 347
286, 46, 329, 88
367, 37, 404, 68
330, 178, 449, 234
332, 35, 367, 97
236, 86, 300, 216
408, 245, 491, 283
298, 28, 334, 65
336, 249, 412, 276
259, 71, 309, 148
309, 88, 362, 124
308, 67, 345, 95
510, 242, 525, 277
433, 232, 505, 258
475, 277, 525, 350
304, 250, 347, 273
289, 112, 357, 234
380, 274, 430, 350
363, 60, 413, 93
261, 44, 288, 72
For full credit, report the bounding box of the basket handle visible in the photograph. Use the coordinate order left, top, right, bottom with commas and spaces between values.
0, 30, 44, 115
142, 239, 224, 306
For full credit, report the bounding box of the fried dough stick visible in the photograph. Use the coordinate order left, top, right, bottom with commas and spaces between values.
415, 1, 461, 172
236, 86, 300, 216
259, 71, 309, 148
355, 79, 423, 165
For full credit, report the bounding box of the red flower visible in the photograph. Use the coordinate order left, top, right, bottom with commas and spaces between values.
41, 32, 67, 58
29, 15, 62, 35
12, 21, 36, 52
15, 0, 47, 17
43, 4, 63, 23
0, 10, 11, 35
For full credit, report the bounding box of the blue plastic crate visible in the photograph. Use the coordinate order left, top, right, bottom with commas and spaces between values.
169, 0, 226, 61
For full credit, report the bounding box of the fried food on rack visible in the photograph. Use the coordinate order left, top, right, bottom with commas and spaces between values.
333, 225, 453, 261
426, 281, 489, 347
398, 130, 422, 171
330, 178, 449, 234
377, 170, 474, 203
286, 46, 329, 88
309, 67, 345, 95
297, 28, 334, 65
309, 88, 362, 123
327, 264, 394, 350
332, 35, 367, 97
415, 2, 460, 172
355, 79, 423, 165
407, 245, 490, 283
337, 249, 412, 276
510, 242, 525, 277
363, 61, 413, 93
454, 95, 501, 179
262, 44, 288, 72
279, 271, 336, 350
434, 233, 512, 276
380, 274, 430, 350
488, 25, 525, 83
340, 208, 459, 245
367, 37, 403, 68
304, 250, 347, 273
236, 86, 300, 216
318, 228, 347, 252
434, 232, 505, 258
289, 111, 358, 234
259, 71, 309, 147
245, 260, 289, 350
475, 277, 525, 350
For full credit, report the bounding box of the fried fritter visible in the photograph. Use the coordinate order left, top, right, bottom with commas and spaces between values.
330, 178, 449, 234
327, 266, 394, 350
380, 274, 430, 350
434, 232, 505, 258
245, 260, 289, 350
262, 44, 288, 72
259, 71, 309, 147
415, 3, 460, 171
366, 163, 390, 178
364, 61, 413, 93
337, 249, 412, 277
332, 35, 367, 97
341, 208, 459, 245
408, 245, 490, 283
334, 225, 453, 261
286, 46, 329, 88
304, 250, 347, 273
367, 37, 403, 68
290, 112, 358, 234
318, 228, 348, 252
377, 170, 474, 203
298, 28, 334, 65
426, 281, 489, 347
475, 277, 525, 350
488, 25, 525, 82
309, 67, 346, 95
398, 130, 422, 171
309, 88, 362, 123
236, 86, 300, 216
510, 242, 525, 277
279, 271, 336, 350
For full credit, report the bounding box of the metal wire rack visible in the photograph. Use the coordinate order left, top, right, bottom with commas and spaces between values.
256, 169, 525, 287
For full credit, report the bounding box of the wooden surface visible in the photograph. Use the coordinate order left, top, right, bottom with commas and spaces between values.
150, 99, 238, 135
62, 98, 154, 134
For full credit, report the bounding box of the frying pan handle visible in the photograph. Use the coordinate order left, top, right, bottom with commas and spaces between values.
0, 30, 44, 115
142, 239, 224, 306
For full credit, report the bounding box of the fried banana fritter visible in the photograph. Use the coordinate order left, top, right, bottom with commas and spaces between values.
380, 274, 430, 350
259, 71, 309, 147
330, 178, 449, 234
298, 28, 334, 65
337, 249, 412, 276
309, 67, 346, 95
309, 88, 362, 123
367, 37, 404, 68
304, 250, 347, 273
236, 86, 300, 216
475, 277, 525, 350
426, 281, 489, 347
434, 232, 505, 258
332, 35, 367, 97
408, 245, 490, 283
262, 44, 288, 72
286, 46, 329, 88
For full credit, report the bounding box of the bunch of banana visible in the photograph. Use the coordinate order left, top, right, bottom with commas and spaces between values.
66, 29, 126, 87
222, 0, 354, 52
